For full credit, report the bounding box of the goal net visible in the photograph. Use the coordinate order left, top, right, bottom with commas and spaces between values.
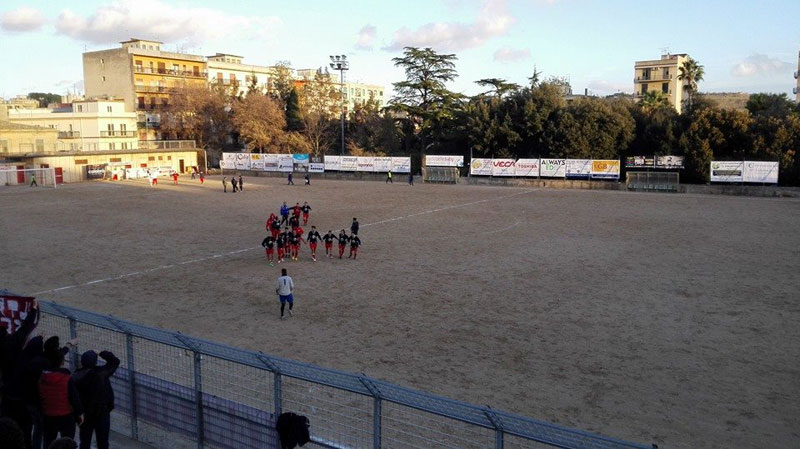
0, 168, 57, 188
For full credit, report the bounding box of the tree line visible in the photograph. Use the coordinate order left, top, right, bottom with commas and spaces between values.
160, 48, 800, 185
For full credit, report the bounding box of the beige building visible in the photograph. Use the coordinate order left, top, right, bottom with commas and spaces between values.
634, 53, 691, 113
0, 120, 61, 155
6, 99, 138, 152
296, 69, 385, 114
83, 39, 208, 139
206, 53, 275, 97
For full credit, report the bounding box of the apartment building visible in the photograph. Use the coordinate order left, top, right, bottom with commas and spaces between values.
296, 69, 385, 114
206, 53, 275, 97
83, 39, 208, 139
634, 53, 691, 113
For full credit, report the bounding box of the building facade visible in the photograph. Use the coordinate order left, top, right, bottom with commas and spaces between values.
296, 69, 385, 114
0, 120, 60, 155
83, 39, 208, 140
634, 53, 691, 113
206, 53, 274, 97
6, 99, 138, 152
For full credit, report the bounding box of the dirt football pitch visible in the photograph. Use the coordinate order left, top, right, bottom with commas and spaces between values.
1, 175, 799, 448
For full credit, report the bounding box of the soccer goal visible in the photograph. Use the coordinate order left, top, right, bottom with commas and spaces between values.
0, 167, 57, 188
423, 167, 459, 184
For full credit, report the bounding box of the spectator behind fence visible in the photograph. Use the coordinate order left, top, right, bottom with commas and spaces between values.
72, 350, 120, 449
47, 438, 77, 449
0, 301, 40, 430
0, 416, 25, 449
39, 350, 83, 448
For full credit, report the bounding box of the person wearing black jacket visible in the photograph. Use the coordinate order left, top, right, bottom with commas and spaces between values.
350, 218, 359, 236
72, 350, 119, 449
1, 302, 39, 429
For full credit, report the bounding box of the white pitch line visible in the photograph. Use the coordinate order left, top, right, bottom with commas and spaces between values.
33, 188, 534, 295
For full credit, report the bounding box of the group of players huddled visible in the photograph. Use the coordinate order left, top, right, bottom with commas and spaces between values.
261, 201, 362, 265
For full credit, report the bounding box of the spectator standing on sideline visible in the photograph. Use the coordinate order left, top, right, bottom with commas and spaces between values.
39, 351, 83, 448
231, 176, 238, 193
287, 172, 294, 185
386, 171, 392, 183
304, 174, 310, 185
30, 173, 38, 187
191, 169, 196, 180
72, 350, 120, 449
222, 177, 228, 193
275, 268, 295, 319
199, 172, 205, 184
350, 217, 360, 236
408, 173, 414, 185
238, 175, 243, 192
172, 172, 178, 185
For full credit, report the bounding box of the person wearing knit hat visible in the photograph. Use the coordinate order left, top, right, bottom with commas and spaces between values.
71, 350, 119, 449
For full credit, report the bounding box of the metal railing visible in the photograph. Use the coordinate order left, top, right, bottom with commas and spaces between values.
58, 131, 81, 139
137, 140, 196, 150
7, 292, 652, 449
626, 171, 679, 192
134, 66, 207, 78
100, 131, 138, 138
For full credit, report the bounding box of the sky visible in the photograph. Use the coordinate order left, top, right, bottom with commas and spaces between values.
1, 0, 799, 101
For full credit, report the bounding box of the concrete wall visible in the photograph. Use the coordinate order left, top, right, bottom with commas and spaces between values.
84, 49, 136, 111
29, 150, 199, 183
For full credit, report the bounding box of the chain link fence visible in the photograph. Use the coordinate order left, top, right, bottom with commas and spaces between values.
16, 294, 651, 449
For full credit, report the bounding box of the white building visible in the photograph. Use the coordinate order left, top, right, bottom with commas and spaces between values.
206, 53, 274, 97
296, 68, 386, 113
7, 99, 138, 152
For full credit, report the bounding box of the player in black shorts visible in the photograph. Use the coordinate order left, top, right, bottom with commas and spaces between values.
306, 226, 322, 261
322, 230, 336, 258
337, 229, 350, 259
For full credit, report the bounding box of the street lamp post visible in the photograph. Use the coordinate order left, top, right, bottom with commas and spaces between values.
329, 55, 349, 155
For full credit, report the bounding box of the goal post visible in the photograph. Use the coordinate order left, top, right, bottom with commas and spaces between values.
0, 167, 57, 188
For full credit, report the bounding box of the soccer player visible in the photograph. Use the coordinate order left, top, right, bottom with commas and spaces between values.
280, 202, 290, 226
289, 229, 305, 261
337, 229, 350, 259
292, 203, 302, 221
276, 232, 287, 264
323, 230, 336, 258
301, 202, 312, 225
172, 172, 179, 185
222, 176, 227, 192
350, 217, 360, 236
270, 216, 282, 239
349, 234, 362, 259
266, 213, 277, 232
307, 226, 322, 261
289, 214, 300, 231
262, 234, 276, 265
275, 268, 294, 319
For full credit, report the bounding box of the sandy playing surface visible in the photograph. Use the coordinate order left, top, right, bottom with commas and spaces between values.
1, 176, 799, 448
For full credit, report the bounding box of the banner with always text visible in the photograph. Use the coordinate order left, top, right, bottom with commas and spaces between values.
540, 159, 566, 178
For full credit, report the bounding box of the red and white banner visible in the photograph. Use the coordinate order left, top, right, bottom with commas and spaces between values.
0, 295, 36, 334
491, 159, 516, 176
470, 158, 493, 176
426, 155, 464, 167
356, 157, 375, 172
515, 159, 540, 177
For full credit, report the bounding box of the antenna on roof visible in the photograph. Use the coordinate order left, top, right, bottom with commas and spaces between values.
660, 46, 670, 56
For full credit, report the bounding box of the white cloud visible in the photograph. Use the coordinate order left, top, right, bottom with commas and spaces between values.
731, 54, 792, 77
55, 0, 282, 46
0, 7, 46, 32
587, 80, 632, 94
493, 47, 530, 63
355, 25, 377, 50
385, 0, 513, 52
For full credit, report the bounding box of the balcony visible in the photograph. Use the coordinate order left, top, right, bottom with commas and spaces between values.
794, 87, 798, 95
634, 74, 674, 83
137, 104, 169, 111
212, 79, 241, 86
137, 121, 161, 129
135, 85, 174, 93
100, 131, 137, 138
134, 66, 208, 78
795, 71, 798, 79
58, 131, 81, 139
138, 140, 196, 150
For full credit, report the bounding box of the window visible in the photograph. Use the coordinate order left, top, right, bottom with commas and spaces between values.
77, 105, 83, 112
158, 156, 163, 160
102, 76, 106, 82
157, 62, 166, 74
642, 68, 651, 80
663, 68, 670, 78
167, 156, 172, 160
0, 140, 8, 152
109, 142, 115, 150
70, 143, 76, 151
138, 97, 145, 108
662, 83, 669, 94
217, 72, 223, 80
193, 66, 200, 76
641, 84, 648, 94
107, 106, 112, 112
110, 157, 122, 162
75, 159, 88, 165
108, 124, 115, 135
121, 142, 128, 150
148, 156, 155, 161
120, 124, 127, 133
36, 139, 44, 152
140, 163, 147, 167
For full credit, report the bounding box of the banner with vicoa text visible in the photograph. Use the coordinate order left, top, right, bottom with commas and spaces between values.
491, 159, 516, 176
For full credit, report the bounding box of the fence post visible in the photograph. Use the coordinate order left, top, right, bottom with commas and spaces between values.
193, 351, 204, 449
67, 317, 78, 371
484, 407, 504, 449
256, 353, 282, 449
126, 332, 138, 439
359, 375, 382, 449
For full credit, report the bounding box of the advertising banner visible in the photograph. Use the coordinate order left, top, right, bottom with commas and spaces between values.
356, 157, 375, 172
625, 156, 655, 168
292, 154, 310, 171
515, 159, 540, 177
278, 155, 294, 172
220, 153, 236, 169
470, 158, 493, 176
426, 155, 464, 167
86, 164, 107, 179
743, 161, 778, 184
249, 154, 265, 171
540, 159, 566, 178
233, 153, 251, 170
656, 155, 684, 169
324, 155, 341, 171
491, 159, 516, 176
391, 157, 411, 173
566, 159, 592, 179
340, 156, 358, 171
262, 154, 280, 172
710, 161, 743, 182
0, 295, 37, 334
591, 160, 621, 179
308, 162, 325, 173
374, 157, 392, 172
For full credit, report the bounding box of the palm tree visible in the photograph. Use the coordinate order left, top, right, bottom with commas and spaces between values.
639, 90, 672, 114
678, 57, 705, 114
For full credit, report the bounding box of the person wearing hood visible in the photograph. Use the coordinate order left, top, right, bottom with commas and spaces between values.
0, 302, 39, 437
71, 350, 119, 449
39, 350, 82, 448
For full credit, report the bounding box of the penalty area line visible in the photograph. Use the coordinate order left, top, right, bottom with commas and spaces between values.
33, 188, 534, 295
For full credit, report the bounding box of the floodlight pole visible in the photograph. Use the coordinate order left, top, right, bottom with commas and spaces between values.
329, 55, 349, 155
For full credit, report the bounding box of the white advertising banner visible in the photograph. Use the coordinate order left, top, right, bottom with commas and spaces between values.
656, 155, 684, 169
743, 161, 778, 184
233, 153, 251, 170
491, 159, 516, 176
373, 157, 392, 172
220, 153, 236, 169
324, 155, 341, 171
710, 161, 744, 182
426, 155, 464, 167
515, 159, 540, 177
539, 159, 566, 178
356, 157, 375, 172
566, 159, 592, 179
308, 162, 325, 173
470, 158, 493, 176
261, 154, 280, 172
249, 154, 265, 171
278, 155, 294, 172
391, 157, 411, 173
590, 160, 621, 179
340, 156, 358, 171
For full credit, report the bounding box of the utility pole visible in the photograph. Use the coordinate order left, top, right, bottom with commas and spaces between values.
329, 55, 349, 155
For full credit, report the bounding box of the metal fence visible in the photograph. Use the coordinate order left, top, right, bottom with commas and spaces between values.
625, 171, 679, 192
17, 294, 651, 449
